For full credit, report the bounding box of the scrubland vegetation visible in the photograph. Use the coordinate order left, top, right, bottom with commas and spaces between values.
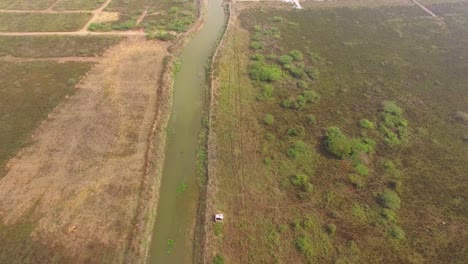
211, 1, 467, 263
87, 0, 196, 39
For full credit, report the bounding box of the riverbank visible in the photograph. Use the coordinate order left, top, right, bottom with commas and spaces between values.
124, 0, 211, 262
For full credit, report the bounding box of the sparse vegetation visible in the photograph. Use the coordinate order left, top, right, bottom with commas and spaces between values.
212, 2, 468, 263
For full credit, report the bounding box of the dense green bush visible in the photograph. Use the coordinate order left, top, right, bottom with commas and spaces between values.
378, 189, 401, 210
354, 163, 369, 176
277, 54, 294, 65
325, 223, 337, 236
290, 49, 304, 61
249, 62, 282, 82
382, 101, 403, 116
360, 119, 375, 129
325, 127, 352, 159
291, 174, 313, 192
380, 208, 397, 223
251, 53, 264, 61
264, 114, 275, 125
250, 41, 263, 50
295, 236, 314, 259
351, 137, 376, 155
213, 254, 224, 264
288, 65, 305, 79
379, 101, 409, 145
389, 226, 405, 240
287, 140, 308, 159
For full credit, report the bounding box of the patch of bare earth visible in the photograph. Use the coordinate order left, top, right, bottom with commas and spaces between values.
0, 37, 168, 263
92, 11, 120, 23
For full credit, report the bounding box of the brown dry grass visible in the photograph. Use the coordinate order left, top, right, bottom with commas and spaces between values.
0, 37, 169, 263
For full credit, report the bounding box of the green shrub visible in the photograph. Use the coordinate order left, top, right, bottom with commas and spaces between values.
380, 208, 397, 223
173, 58, 182, 73
351, 137, 376, 155
325, 127, 352, 159
251, 53, 264, 61
382, 160, 401, 178
277, 54, 294, 65
152, 31, 176, 41
360, 119, 375, 129
354, 163, 369, 176
325, 223, 337, 236
250, 41, 263, 50
257, 84, 274, 100
389, 226, 405, 240
112, 20, 135, 30
289, 50, 304, 61
249, 62, 282, 82
348, 174, 365, 188
288, 126, 306, 137
297, 80, 309, 89
264, 114, 275, 125
295, 236, 314, 259
88, 22, 112, 32
169, 6, 179, 14
380, 125, 401, 146
291, 173, 308, 186
303, 90, 320, 103
213, 222, 222, 236
288, 66, 305, 79
287, 141, 308, 159
382, 101, 403, 116
282, 98, 294, 108
267, 53, 278, 60
213, 254, 224, 264
296, 95, 307, 109
305, 67, 320, 80
378, 189, 401, 210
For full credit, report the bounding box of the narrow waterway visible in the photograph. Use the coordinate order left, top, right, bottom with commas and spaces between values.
149, 0, 226, 263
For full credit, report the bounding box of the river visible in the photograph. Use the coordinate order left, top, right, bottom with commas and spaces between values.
148, 0, 226, 263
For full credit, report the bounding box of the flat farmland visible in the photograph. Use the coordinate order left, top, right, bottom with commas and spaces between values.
0, 35, 122, 57
0, 1, 174, 263
54, 0, 106, 11
0, 13, 92, 32
0, 61, 92, 178
208, 1, 467, 263
5, 0, 56, 10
